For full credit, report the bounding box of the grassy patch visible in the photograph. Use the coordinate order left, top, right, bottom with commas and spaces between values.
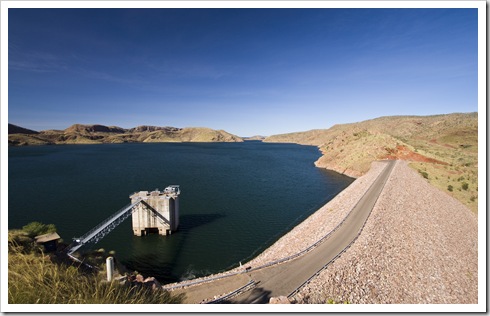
8, 230, 183, 304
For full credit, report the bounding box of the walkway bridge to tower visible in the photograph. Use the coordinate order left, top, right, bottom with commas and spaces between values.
67, 199, 142, 255
66, 185, 180, 256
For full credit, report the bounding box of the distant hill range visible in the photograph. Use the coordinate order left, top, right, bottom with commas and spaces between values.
8, 124, 244, 146
8, 124, 39, 135
242, 135, 267, 141
8, 113, 478, 212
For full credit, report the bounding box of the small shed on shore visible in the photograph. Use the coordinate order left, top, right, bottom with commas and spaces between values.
35, 232, 61, 252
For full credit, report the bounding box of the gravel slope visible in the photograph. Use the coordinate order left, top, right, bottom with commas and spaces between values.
291, 160, 478, 304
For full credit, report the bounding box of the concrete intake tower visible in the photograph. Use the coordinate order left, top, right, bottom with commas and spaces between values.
129, 185, 180, 236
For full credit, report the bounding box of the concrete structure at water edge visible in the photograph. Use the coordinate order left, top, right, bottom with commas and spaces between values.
130, 186, 180, 236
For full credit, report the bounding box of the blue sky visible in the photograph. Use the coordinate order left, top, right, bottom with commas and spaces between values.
8, 8, 478, 136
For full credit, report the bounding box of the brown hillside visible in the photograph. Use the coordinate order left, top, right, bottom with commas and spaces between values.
64, 124, 126, 134
265, 113, 478, 213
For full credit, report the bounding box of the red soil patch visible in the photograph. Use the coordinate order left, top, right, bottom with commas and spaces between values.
382, 145, 448, 165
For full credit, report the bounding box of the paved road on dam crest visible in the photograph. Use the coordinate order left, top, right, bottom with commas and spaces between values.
173, 160, 396, 304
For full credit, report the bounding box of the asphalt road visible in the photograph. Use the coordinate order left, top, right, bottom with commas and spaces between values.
173, 160, 396, 304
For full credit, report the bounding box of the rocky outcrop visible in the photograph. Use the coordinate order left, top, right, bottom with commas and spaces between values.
127, 274, 162, 291
64, 124, 126, 134
269, 296, 291, 304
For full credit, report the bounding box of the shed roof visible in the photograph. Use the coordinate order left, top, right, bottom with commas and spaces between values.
35, 232, 61, 243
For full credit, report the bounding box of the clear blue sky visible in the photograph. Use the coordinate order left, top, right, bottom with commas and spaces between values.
8, 8, 478, 137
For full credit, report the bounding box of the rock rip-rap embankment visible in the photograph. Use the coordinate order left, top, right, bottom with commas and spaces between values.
163, 161, 387, 289
292, 160, 478, 304
238, 161, 387, 268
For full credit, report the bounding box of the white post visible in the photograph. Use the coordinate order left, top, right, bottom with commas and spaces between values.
106, 257, 114, 282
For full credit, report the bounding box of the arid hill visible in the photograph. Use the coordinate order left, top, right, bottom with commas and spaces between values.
64, 124, 126, 134
8, 124, 243, 146
265, 113, 478, 213
8, 124, 39, 135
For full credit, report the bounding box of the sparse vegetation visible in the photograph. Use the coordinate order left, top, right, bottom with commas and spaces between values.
265, 113, 478, 213
22, 221, 57, 238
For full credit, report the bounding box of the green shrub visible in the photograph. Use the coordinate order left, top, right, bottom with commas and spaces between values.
447, 185, 453, 192
22, 221, 57, 238
326, 298, 350, 304
462, 182, 469, 191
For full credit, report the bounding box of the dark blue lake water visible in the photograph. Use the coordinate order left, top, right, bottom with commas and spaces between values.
8, 141, 353, 283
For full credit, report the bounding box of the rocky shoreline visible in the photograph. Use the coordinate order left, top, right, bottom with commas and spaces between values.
230, 161, 387, 269
163, 161, 387, 289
